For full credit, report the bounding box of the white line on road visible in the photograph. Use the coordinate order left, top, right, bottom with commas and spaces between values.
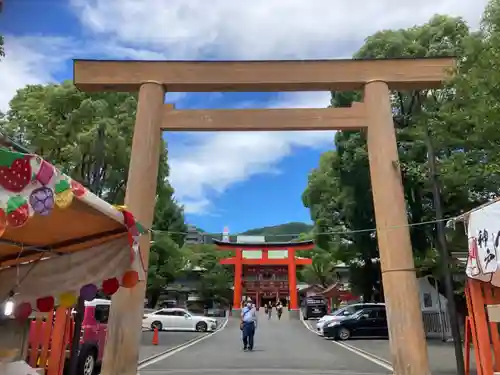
299, 314, 394, 373
138, 317, 229, 370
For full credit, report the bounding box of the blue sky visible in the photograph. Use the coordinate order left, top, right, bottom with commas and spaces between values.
0, 0, 485, 234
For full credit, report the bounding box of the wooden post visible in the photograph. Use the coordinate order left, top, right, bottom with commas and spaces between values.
365, 80, 430, 375
233, 249, 243, 310
287, 248, 298, 310
101, 81, 164, 375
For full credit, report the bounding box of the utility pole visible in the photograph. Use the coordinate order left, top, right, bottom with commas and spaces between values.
425, 127, 465, 375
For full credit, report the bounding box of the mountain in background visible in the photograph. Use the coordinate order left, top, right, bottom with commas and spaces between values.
192, 222, 313, 241
240, 222, 313, 239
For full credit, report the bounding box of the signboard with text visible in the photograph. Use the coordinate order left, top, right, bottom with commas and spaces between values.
467, 200, 500, 285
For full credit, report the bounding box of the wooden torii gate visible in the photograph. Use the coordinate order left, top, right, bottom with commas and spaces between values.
73, 57, 455, 375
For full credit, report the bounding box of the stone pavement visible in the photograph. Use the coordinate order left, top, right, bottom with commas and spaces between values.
139, 310, 391, 375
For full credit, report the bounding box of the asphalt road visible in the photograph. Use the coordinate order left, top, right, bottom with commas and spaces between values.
303, 319, 477, 375
139, 331, 208, 362
139, 311, 391, 375
139, 317, 227, 362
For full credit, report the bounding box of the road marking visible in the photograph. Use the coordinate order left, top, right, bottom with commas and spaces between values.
335, 341, 393, 367
138, 317, 229, 369
299, 313, 394, 373
331, 341, 393, 372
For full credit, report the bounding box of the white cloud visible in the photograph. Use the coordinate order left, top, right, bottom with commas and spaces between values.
168, 92, 334, 214
0, 0, 488, 214
0, 36, 78, 112
70, 0, 486, 59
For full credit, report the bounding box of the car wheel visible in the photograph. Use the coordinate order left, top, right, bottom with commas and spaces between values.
337, 327, 351, 341
151, 321, 163, 331
77, 345, 96, 375
196, 322, 208, 332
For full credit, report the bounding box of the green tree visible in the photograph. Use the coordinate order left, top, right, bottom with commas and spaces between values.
183, 244, 233, 305
146, 183, 187, 308
303, 14, 476, 301
0, 35, 4, 58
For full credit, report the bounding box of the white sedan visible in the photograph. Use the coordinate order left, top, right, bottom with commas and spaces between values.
143, 308, 217, 332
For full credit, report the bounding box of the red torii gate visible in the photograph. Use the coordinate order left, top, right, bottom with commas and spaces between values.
214, 239, 314, 312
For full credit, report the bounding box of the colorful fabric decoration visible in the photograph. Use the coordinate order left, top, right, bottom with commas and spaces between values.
35, 158, 54, 185
6, 196, 29, 228
122, 270, 139, 288
14, 302, 32, 320
36, 296, 55, 312
0, 149, 32, 193
0, 209, 6, 237
54, 179, 73, 208
102, 278, 120, 296
30, 187, 54, 216
70, 180, 86, 197
0, 149, 148, 319
80, 284, 98, 301
59, 292, 77, 308
0, 148, 91, 234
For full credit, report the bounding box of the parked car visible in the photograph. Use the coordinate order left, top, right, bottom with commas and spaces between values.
142, 308, 217, 332
206, 307, 226, 317
316, 302, 385, 335
322, 306, 388, 340
301, 296, 328, 320
29, 298, 111, 375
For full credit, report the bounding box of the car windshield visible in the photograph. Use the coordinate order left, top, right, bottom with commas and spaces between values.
332, 307, 355, 316
350, 310, 366, 319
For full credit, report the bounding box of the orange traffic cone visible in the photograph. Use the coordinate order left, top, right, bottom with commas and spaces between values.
152, 327, 159, 345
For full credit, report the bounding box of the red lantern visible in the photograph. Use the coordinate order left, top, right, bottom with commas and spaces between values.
14, 302, 32, 321
121, 270, 139, 288
102, 278, 119, 296
36, 296, 54, 312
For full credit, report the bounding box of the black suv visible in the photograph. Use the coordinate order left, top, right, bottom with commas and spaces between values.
301, 296, 328, 320
323, 306, 388, 340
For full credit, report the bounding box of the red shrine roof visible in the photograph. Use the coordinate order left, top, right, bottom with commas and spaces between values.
212, 239, 314, 250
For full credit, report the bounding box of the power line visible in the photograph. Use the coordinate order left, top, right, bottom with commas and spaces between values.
149, 216, 456, 238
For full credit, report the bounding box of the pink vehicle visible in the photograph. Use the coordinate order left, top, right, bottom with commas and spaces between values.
29, 299, 111, 375
77, 299, 111, 375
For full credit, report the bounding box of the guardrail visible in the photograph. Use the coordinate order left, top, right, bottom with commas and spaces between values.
422, 310, 452, 340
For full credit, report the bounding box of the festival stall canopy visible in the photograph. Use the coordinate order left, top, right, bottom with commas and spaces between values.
0, 147, 145, 315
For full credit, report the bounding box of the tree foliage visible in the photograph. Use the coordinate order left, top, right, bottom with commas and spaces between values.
0, 35, 4, 58
304, 5, 500, 301
182, 244, 233, 304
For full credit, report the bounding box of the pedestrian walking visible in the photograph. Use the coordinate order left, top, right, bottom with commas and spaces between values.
240, 300, 257, 351
267, 302, 272, 320
276, 301, 283, 320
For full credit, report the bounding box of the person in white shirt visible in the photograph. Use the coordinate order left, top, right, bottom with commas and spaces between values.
276, 301, 283, 320
240, 300, 257, 351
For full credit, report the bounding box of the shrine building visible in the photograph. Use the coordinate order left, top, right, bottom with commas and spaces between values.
213, 237, 314, 314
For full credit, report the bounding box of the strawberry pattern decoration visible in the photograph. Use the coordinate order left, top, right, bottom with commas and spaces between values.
71, 180, 86, 198
0, 149, 32, 193
6, 195, 29, 228
30, 187, 55, 216
0, 209, 6, 236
